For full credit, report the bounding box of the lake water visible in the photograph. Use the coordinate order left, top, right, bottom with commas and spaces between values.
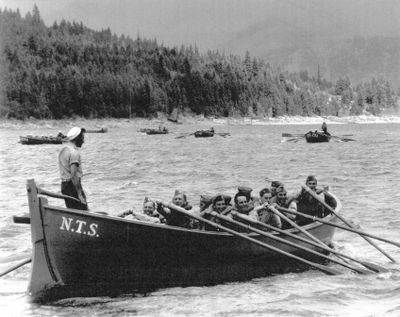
1, 119, 400, 316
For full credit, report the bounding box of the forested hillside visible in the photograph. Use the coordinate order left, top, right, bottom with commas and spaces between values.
0, 7, 398, 120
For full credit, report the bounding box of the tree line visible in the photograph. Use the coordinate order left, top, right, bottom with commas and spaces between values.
0, 6, 398, 120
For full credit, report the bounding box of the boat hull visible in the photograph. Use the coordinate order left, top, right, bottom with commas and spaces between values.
194, 131, 214, 138
19, 136, 64, 145
26, 180, 340, 302
305, 131, 331, 143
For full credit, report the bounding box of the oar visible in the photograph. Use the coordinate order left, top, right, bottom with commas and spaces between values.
0, 258, 31, 277
282, 133, 305, 138
216, 132, 231, 137
231, 212, 387, 273
331, 136, 355, 142
37, 187, 81, 203
175, 133, 194, 139
158, 201, 341, 276
277, 204, 400, 252
266, 205, 372, 273
212, 212, 369, 274
268, 205, 328, 247
302, 185, 396, 263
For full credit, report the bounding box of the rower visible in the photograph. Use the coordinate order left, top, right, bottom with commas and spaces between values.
295, 175, 327, 225
157, 190, 193, 227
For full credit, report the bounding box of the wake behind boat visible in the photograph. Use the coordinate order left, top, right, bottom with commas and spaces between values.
24, 179, 341, 303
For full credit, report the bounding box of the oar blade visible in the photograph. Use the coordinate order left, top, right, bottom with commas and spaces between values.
359, 261, 389, 273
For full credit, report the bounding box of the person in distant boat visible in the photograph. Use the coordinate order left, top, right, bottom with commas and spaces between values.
210, 127, 214, 133
157, 190, 193, 227
57, 131, 66, 138
321, 122, 330, 135
58, 127, 88, 210
294, 175, 328, 225
200, 194, 232, 230
269, 186, 297, 229
254, 188, 281, 229
118, 198, 161, 223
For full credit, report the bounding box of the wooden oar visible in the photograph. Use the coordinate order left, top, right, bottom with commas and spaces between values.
37, 187, 81, 203
282, 133, 305, 138
268, 205, 328, 247
159, 201, 341, 275
0, 258, 31, 277
175, 133, 194, 139
331, 135, 355, 142
216, 132, 231, 137
277, 203, 400, 252
265, 205, 373, 273
231, 212, 387, 273
302, 185, 396, 263
212, 212, 369, 274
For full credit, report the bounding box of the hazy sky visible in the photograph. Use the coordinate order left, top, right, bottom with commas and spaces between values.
2, 0, 400, 56
1, 0, 271, 49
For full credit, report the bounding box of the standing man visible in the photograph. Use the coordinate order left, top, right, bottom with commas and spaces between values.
58, 127, 88, 210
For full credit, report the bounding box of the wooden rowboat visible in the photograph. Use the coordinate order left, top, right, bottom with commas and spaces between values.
26, 179, 341, 303
19, 135, 65, 145
139, 128, 169, 135
305, 131, 331, 143
85, 127, 108, 133
194, 129, 214, 138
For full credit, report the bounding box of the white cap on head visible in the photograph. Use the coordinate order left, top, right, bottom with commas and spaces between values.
66, 127, 83, 141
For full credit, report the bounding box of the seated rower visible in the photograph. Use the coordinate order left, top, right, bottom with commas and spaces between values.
231, 187, 257, 220
118, 198, 161, 223
200, 194, 232, 231
157, 190, 193, 227
254, 188, 281, 229
270, 181, 284, 199
295, 175, 329, 225
270, 186, 297, 229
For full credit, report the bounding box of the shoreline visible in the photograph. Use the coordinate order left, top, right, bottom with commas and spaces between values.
0, 114, 400, 130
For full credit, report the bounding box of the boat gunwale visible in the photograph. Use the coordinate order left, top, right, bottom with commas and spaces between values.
39, 191, 341, 237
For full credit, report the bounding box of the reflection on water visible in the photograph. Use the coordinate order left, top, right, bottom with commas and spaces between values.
1, 120, 400, 316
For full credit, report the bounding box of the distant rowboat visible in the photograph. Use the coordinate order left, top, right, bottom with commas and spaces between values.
194, 129, 214, 138
85, 127, 108, 133
19, 135, 65, 145
304, 131, 331, 143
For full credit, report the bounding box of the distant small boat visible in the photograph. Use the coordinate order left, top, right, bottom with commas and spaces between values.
85, 127, 108, 133
305, 131, 331, 143
194, 129, 214, 138
139, 128, 169, 135
19, 135, 65, 145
